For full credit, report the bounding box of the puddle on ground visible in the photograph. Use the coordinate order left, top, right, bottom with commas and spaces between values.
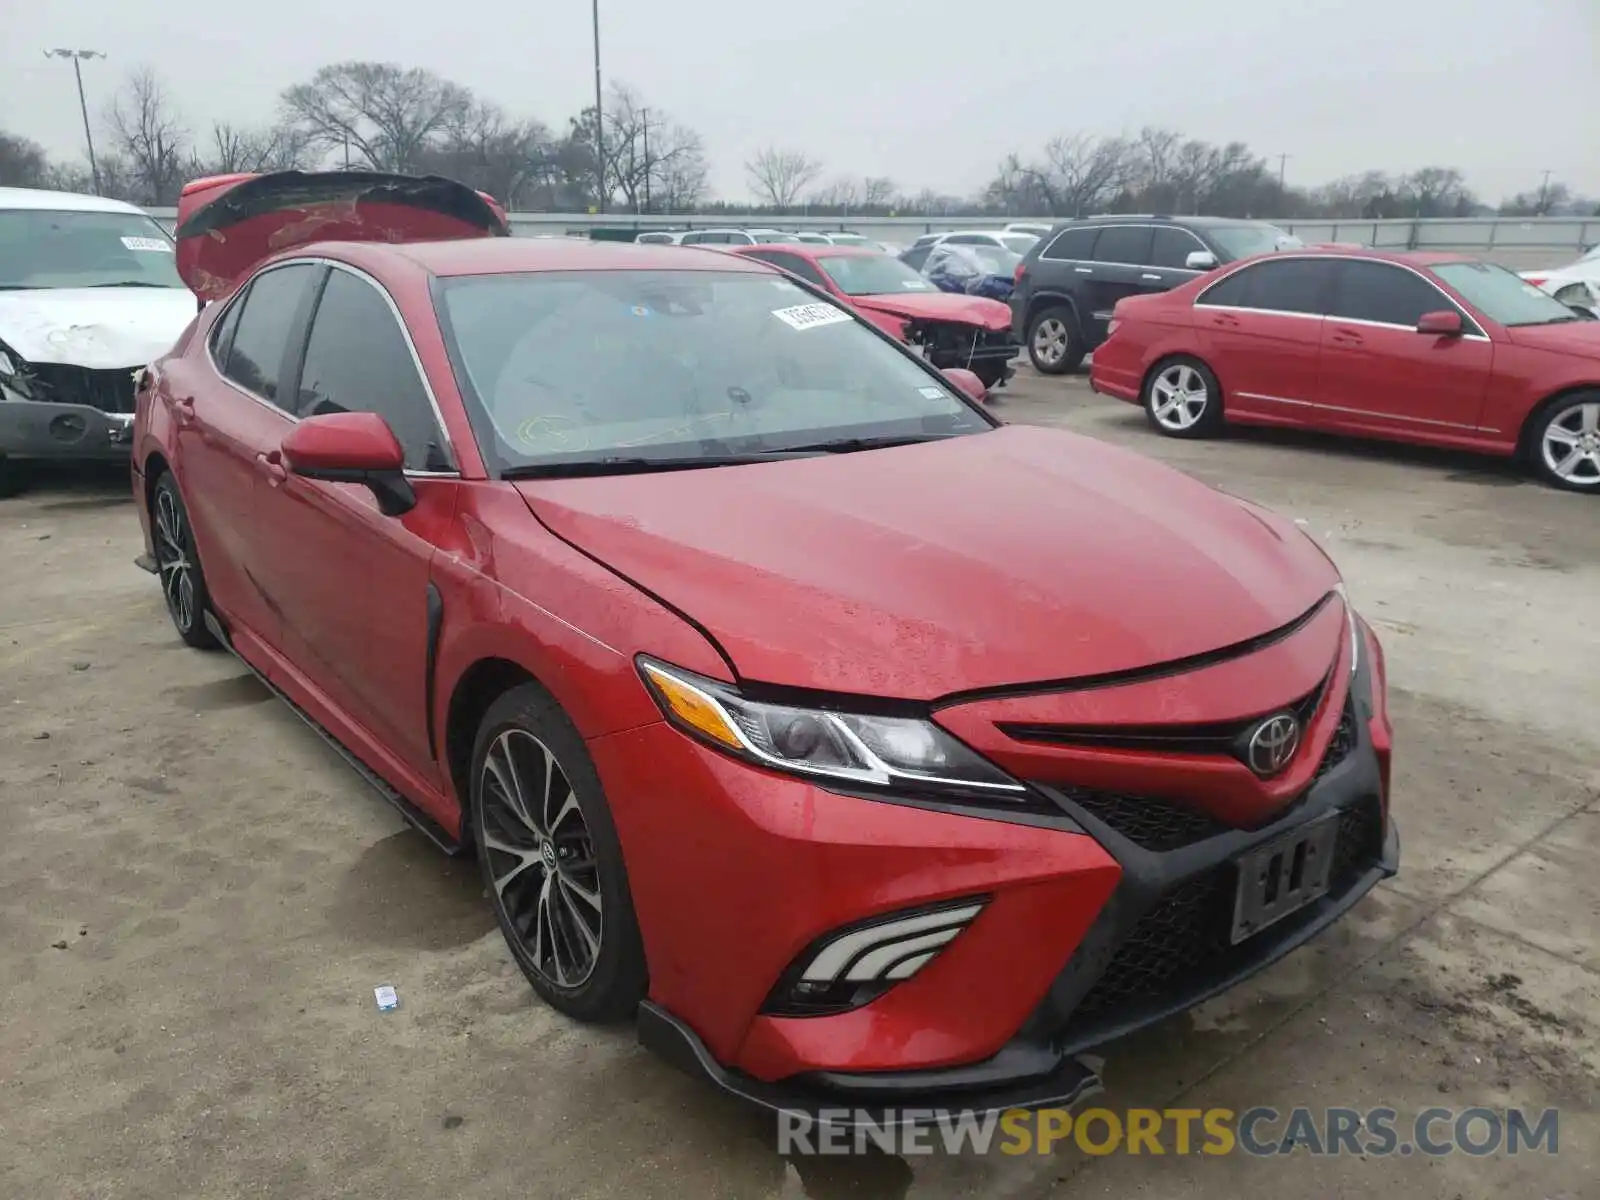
333, 830, 493, 951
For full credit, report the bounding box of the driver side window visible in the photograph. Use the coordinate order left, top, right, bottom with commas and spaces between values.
293, 268, 454, 472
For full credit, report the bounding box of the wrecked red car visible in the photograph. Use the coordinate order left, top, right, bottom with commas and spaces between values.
726, 243, 1019, 389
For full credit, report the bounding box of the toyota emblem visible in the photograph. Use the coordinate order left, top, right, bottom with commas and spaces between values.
1245, 714, 1300, 776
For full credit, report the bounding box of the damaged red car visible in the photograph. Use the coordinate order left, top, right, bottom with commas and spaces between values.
133, 170, 1397, 1128
726, 242, 1018, 390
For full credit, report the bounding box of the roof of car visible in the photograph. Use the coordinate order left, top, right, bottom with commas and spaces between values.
366, 237, 777, 276
1228, 246, 1477, 268
731, 243, 883, 261
0, 186, 150, 215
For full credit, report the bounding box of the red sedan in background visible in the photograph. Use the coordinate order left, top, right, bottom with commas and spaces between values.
1090, 248, 1600, 492
133, 171, 1396, 1128
725, 242, 1019, 389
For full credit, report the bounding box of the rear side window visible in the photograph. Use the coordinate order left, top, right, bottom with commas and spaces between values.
752, 252, 828, 288
1198, 258, 1333, 314
1092, 225, 1155, 266
222, 263, 316, 406
1041, 226, 1097, 261
944, 234, 993, 246
294, 268, 451, 471
901, 245, 933, 271
208, 291, 246, 364
1150, 227, 1208, 269
1329, 260, 1459, 329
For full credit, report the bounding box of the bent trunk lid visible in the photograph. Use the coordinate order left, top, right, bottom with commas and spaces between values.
174, 170, 511, 301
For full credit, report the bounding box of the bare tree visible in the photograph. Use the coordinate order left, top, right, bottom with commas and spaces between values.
191, 121, 313, 176
281, 62, 473, 173
0, 132, 53, 188
1027, 135, 1131, 217
862, 176, 897, 209
104, 68, 190, 205
418, 103, 556, 207
745, 147, 822, 209
1399, 167, 1474, 217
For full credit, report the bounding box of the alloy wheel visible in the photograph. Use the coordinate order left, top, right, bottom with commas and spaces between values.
479, 728, 603, 988
1541, 401, 1600, 487
1032, 317, 1069, 367
1150, 364, 1210, 431
153, 486, 197, 632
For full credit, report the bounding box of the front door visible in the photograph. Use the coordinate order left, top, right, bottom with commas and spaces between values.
171, 261, 320, 650
1318, 259, 1493, 435
1079, 224, 1156, 342
250, 264, 461, 788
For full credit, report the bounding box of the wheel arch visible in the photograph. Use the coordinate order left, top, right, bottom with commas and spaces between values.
1514, 384, 1600, 460
142, 449, 172, 510
443, 655, 539, 846
1025, 290, 1082, 332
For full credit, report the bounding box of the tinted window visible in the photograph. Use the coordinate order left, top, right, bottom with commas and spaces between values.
208, 292, 245, 364
759, 252, 829, 288
900, 246, 933, 271
1091, 225, 1155, 265
1041, 226, 1097, 261
223, 264, 316, 405
1150, 226, 1208, 269
1199, 259, 1332, 314
435, 270, 990, 475
1330, 261, 1459, 328
295, 269, 450, 471
944, 234, 993, 246
679, 232, 705, 245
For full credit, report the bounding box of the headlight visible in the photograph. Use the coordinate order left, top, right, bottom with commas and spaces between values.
1333, 583, 1360, 677
637, 657, 1027, 801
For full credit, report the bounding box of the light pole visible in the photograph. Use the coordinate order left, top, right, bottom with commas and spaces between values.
591, 0, 605, 213
45, 48, 105, 195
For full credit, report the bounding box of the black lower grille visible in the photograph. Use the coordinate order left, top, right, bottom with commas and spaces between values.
1067, 796, 1384, 1028
1055, 788, 1228, 851
25, 363, 138, 413
1312, 702, 1358, 784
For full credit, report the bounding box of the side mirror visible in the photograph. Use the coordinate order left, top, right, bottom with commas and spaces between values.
1416, 310, 1463, 337
1185, 250, 1218, 271
942, 367, 989, 404
280, 411, 416, 517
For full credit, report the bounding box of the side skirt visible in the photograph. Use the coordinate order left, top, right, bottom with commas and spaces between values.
203, 610, 463, 856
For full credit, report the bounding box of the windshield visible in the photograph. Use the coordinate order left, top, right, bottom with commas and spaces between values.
0, 209, 184, 290
1433, 261, 1584, 327
817, 254, 936, 296
1207, 223, 1304, 260
829, 234, 870, 247
434, 270, 990, 473
754, 232, 801, 244
1000, 234, 1039, 254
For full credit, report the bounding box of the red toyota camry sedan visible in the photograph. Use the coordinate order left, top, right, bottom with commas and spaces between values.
1090, 247, 1600, 492
133, 171, 1397, 1125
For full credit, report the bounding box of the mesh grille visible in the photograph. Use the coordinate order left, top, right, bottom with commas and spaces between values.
1057, 788, 1228, 852
27, 363, 139, 414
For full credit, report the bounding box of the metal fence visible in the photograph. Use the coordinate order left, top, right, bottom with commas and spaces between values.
145, 210, 1596, 270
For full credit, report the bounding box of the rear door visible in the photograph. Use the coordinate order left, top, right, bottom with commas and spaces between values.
1080, 225, 1155, 342
250, 263, 459, 785
172, 261, 320, 649
1194, 257, 1337, 420
1319, 259, 1493, 434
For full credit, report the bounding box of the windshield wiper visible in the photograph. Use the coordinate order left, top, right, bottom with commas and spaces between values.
771, 433, 961, 454
86, 281, 179, 289
502, 452, 815, 479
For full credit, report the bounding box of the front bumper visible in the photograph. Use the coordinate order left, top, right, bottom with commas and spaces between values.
0, 399, 135, 461
594, 656, 1396, 1119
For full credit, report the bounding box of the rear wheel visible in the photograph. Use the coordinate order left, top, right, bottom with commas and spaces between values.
1530, 392, 1600, 492
1142, 357, 1225, 438
471, 683, 648, 1022
151, 472, 220, 649
1026, 305, 1085, 375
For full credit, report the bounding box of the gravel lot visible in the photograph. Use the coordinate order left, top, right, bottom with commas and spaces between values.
2, 368, 1596, 1199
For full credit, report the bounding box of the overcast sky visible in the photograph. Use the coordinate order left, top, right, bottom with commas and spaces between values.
6, 0, 1597, 204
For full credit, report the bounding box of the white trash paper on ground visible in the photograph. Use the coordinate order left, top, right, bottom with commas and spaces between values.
374, 984, 400, 1012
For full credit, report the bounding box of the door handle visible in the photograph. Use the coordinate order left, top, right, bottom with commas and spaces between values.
1330, 328, 1364, 344
255, 451, 287, 485
1141, 273, 1162, 281
1074, 267, 1093, 274
1210, 313, 1241, 327
172, 396, 196, 428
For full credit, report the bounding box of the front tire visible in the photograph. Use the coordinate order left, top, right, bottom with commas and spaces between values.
470, 682, 648, 1023
1143, 356, 1225, 438
150, 472, 220, 649
1529, 392, 1600, 492
1026, 305, 1085, 375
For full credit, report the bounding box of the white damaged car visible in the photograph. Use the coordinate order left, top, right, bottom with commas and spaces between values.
0, 187, 198, 497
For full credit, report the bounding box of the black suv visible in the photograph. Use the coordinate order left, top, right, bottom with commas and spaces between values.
1011, 216, 1301, 373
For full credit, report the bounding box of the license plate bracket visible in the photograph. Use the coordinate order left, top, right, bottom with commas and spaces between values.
1230, 813, 1339, 944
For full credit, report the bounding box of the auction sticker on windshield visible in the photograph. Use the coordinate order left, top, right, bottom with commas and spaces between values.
121, 236, 174, 253
772, 303, 852, 331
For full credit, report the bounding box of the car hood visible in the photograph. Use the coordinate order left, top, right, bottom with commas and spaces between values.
1503, 320, 1600, 355
175, 170, 510, 302
0, 287, 197, 369
513, 425, 1338, 699
851, 291, 1012, 331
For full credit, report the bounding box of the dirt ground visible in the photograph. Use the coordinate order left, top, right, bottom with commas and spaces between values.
2, 370, 1596, 1199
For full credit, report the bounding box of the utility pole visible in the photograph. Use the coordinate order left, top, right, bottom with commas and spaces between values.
1537, 168, 1553, 215
591, 0, 605, 213
640, 107, 651, 214
1277, 153, 1290, 191
44, 49, 105, 195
